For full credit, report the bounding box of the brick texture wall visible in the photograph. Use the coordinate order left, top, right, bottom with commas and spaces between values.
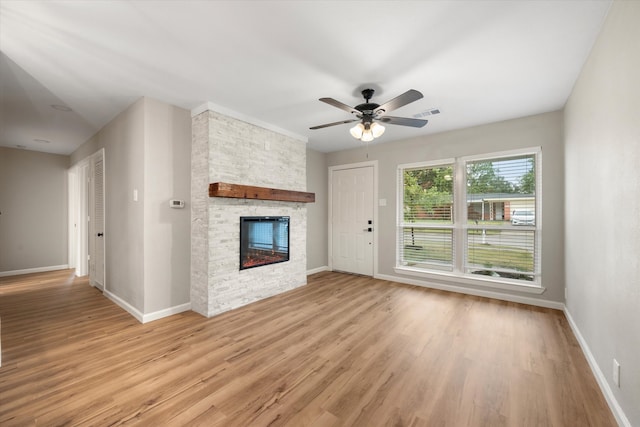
191, 110, 307, 317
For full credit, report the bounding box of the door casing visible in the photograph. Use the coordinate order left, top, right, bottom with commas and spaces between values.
68, 148, 105, 290
89, 151, 105, 290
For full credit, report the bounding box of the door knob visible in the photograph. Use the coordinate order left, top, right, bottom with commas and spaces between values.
362, 228, 373, 232
97, 233, 104, 237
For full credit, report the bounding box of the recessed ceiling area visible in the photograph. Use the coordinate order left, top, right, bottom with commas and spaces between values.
0, 0, 612, 155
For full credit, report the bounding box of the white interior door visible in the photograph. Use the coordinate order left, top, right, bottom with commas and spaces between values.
91, 155, 105, 290
331, 166, 374, 275
76, 162, 89, 277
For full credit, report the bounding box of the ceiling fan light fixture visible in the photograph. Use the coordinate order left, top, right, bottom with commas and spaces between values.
350, 121, 383, 142
360, 128, 374, 142
370, 122, 385, 138
350, 122, 364, 139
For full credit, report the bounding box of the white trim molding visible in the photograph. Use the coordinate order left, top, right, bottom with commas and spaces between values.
394, 266, 546, 295
104, 290, 144, 323
0, 265, 69, 278
104, 290, 192, 324
376, 273, 563, 310
307, 266, 329, 275
564, 308, 632, 427
142, 303, 192, 324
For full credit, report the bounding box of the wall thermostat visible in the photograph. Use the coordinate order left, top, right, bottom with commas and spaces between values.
170, 199, 185, 209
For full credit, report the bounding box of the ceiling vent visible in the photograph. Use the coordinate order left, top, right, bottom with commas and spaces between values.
414, 108, 440, 118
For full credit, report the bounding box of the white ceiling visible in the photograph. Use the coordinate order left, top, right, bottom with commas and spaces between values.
0, 0, 611, 155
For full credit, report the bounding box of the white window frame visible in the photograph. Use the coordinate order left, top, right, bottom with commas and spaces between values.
395, 147, 543, 293
396, 159, 456, 273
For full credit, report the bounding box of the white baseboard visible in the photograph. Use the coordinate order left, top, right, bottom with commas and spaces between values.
374, 273, 564, 310
103, 290, 144, 323
307, 266, 329, 275
142, 303, 191, 323
0, 264, 69, 278
563, 308, 631, 427
103, 290, 191, 324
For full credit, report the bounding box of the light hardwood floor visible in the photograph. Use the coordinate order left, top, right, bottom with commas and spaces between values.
0, 269, 616, 426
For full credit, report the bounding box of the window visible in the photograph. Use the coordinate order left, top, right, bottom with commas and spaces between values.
397, 148, 541, 288
398, 162, 455, 271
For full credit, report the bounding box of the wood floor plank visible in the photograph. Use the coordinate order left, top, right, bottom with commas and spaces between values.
0, 269, 617, 426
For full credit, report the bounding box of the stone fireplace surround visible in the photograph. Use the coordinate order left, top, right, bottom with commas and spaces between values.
191, 108, 308, 317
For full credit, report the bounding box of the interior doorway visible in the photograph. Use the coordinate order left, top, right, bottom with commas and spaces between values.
68, 149, 105, 289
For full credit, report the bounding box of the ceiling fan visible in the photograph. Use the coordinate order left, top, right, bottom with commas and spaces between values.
310, 88, 428, 142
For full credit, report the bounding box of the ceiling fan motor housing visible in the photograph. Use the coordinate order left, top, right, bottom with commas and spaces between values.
355, 89, 381, 118
361, 88, 375, 101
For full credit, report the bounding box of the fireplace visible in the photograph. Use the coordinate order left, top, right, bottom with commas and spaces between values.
240, 216, 290, 270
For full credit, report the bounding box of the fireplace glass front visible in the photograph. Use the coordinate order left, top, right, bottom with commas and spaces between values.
240, 216, 290, 270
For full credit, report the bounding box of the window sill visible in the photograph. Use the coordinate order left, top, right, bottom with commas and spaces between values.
394, 266, 546, 295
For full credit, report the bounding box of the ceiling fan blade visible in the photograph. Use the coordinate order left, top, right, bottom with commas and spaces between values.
374, 89, 423, 114
310, 119, 359, 130
378, 116, 428, 128
319, 98, 361, 116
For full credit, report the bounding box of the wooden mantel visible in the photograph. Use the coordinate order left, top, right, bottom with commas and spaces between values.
209, 182, 315, 203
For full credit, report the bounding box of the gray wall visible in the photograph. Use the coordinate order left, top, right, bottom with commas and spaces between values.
326, 111, 565, 304
72, 98, 146, 310
564, 1, 640, 425
0, 147, 69, 273
143, 98, 192, 313
70, 97, 191, 317
306, 147, 328, 271
105, 98, 146, 310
